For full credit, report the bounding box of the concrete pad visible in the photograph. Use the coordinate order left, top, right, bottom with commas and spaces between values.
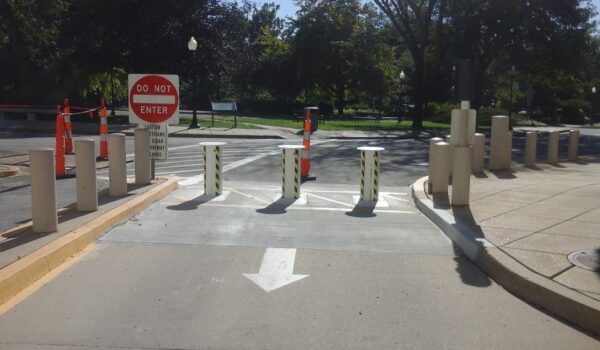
481, 227, 533, 246
463, 201, 524, 222
480, 214, 565, 232
572, 208, 600, 223
502, 247, 572, 278
504, 233, 600, 255
479, 191, 551, 204
516, 182, 589, 194
554, 267, 600, 296
582, 291, 600, 302
542, 221, 600, 240
0, 243, 598, 349
536, 195, 600, 209
514, 205, 588, 220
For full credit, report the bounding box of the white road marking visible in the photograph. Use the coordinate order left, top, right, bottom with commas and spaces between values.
305, 192, 354, 208
227, 188, 272, 205
243, 248, 308, 292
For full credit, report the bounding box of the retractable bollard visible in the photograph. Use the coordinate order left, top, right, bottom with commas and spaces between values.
357, 146, 385, 202
108, 133, 127, 196
134, 129, 151, 185
201, 142, 226, 196
568, 130, 579, 162
279, 145, 304, 200
30, 148, 58, 233
431, 142, 451, 194
547, 131, 559, 164
490, 115, 511, 170
525, 131, 537, 167
428, 137, 444, 193
75, 139, 98, 211
472, 133, 485, 173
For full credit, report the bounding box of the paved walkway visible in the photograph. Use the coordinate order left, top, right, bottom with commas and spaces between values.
413, 155, 600, 335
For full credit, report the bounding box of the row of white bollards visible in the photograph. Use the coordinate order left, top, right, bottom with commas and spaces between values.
30, 130, 153, 234
428, 111, 582, 206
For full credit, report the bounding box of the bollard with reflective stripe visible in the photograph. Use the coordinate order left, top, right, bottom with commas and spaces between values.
30, 148, 58, 233
357, 146, 385, 202
568, 130, 579, 162
279, 145, 304, 199
63, 98, 74, 154
55, 105, 66, 177
201, 142, 226, 196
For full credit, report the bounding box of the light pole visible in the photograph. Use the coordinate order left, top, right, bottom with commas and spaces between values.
591, 86, 596, 126
399, 70, 405, 123
187, 36, 200, 129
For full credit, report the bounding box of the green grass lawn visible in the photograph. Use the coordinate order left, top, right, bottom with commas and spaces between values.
178, 116, 260, 129
240, 116, 450, 131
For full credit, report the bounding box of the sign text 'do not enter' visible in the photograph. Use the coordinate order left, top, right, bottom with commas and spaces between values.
129, 75, 179, 124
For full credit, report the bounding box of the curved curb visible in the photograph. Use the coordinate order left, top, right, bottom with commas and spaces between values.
411, 176, 600, 337
0, 177, 178, 306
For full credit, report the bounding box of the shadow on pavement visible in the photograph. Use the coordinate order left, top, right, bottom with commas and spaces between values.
256, 197, 294, 214
345, 203, 376, 218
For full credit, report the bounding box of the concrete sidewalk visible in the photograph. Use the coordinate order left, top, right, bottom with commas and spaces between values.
412, 156, 600, 336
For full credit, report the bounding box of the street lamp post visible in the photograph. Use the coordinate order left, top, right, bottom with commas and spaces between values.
399, 70, 405, 123
187, 36, 200, 129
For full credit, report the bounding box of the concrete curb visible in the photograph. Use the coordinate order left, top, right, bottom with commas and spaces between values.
121, 130, 285, 139
411, 176, 600, 337
0, 177, 178, 306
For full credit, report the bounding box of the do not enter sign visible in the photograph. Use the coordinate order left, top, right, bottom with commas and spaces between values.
128, 74, 179, 125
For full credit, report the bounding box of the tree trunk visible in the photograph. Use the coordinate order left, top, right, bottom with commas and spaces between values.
411, 58, 425, 130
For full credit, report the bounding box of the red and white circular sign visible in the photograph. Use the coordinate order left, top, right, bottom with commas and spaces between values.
129, 75, 179, 123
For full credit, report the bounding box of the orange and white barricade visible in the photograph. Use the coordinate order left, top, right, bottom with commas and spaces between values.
97, 98, 109, 160
63, 98, 74, 154
55, 105, 66, 177
300, 108, 312, 178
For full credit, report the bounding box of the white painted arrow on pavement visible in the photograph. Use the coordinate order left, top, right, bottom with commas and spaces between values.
243, 248, 308, 292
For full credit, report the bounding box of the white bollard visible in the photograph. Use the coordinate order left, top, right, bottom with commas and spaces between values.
279, 145, 304, 200
30, 148, 58, 233
108, 133, 127, 196
490, 115, 510, 170
428, 137, 444, 193
357, 146, 385, 202
524, 131, 537, 167
201, 142, 226, 196
568, 130, 579, 162
452, 146, 472, 206
472, 133, 485, 173
75, 139, 97, 211
134, 129, 151, 185
547, 131, 559, 164
431, 142, 451, 194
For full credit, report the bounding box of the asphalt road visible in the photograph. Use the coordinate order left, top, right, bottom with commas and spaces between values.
0, 132, 599, 348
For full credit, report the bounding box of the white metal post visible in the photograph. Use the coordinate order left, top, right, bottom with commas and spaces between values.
75, 139, 97, 211
279, 145, 304, 199
201, 142, 226, 196
357, 146, 384, 202
30, 148, 58, 233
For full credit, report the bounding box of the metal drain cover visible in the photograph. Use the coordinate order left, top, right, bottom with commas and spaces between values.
568, 250, 600, 271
